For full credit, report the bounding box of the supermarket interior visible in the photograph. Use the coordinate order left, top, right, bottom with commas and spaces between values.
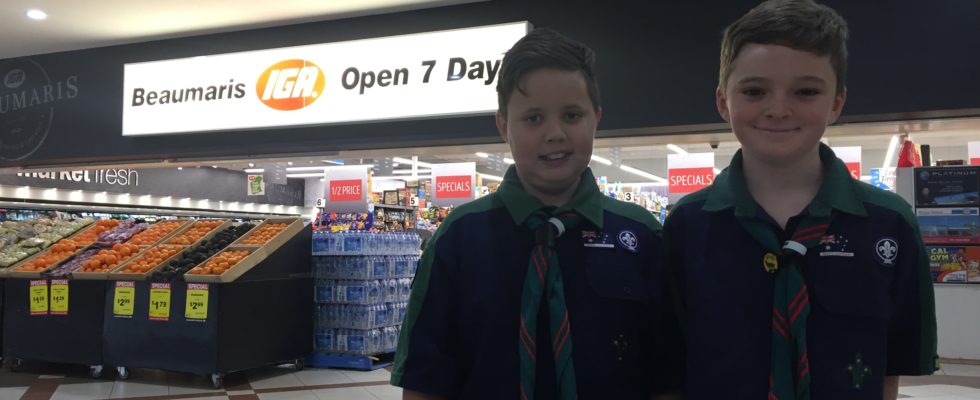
1, 0, 980, 399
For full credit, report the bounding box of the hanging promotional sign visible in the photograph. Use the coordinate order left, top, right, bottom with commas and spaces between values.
122, 22, 529, 136
323, 165, 370, 213
832, 146, 862, 179
668, 152, 715, 202
430, 162, 476, 207
247, 174, 265, 196
969, 141, 980, 165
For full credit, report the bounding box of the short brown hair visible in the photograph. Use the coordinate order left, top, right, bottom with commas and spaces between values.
496, 28, 600, 117
719, 0, 849, 93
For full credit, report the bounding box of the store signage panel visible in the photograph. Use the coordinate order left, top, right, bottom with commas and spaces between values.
323, 166, 369, 213
969, 142, 980, 166
668, 152, 715, 196
913, 166, 980, 207
430, 162, 475, 207
122, 22, 530, 136
928, 245, 980, 283
832, 146, 861, 179
917, 207, 980, 245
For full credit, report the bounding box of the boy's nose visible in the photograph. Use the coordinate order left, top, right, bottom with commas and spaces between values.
764, 95, 792, 119
543, 121, 568, 143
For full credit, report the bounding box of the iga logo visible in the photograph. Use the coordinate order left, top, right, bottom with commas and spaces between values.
256, 59, 325, 111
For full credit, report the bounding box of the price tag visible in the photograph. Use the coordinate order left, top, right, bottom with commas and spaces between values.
316, 198, 326, 208
49, 279, 69, 315
29, 280, 48, 316
624, 191, 635, 202
149, 283, 172, 321
113, 281, 136, 317
185, 283, 209, 321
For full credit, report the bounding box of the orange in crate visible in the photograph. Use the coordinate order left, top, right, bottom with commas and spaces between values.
73, 219, 120, 245
76, 243, 141, 273
167, 220, 223, 245
17, 239, 79, 272
187, 250, 251, 275
240, 223, 287, 245
127, 220, 185, 246
118, 245, 184, 274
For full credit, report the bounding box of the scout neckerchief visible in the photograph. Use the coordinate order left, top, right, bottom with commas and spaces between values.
519, 208, 580, 400
739, 211, 830, 400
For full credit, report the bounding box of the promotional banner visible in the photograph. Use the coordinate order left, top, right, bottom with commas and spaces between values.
917, 208, 980, 245
430, 162, 476, 207
667, 152, 714, 203
832, 146, 861, 179
970, 141, 980, 165
913, 166, 980, 207
247, 174, 265, 196
323, 165, 369, 213
928, 245, 980, 283
122, 22, 529, 136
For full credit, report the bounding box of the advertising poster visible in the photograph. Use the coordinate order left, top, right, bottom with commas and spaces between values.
917, 208, 980, 244
914, 167, 979, 207
928, 246, 980, 283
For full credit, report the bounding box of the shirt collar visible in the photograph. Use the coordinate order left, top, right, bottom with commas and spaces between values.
703, 143, 866, 217
497, 165, 604, 229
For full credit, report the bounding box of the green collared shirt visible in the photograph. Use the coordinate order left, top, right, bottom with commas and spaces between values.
496, 165, 605, 229
702, 143, 867, 219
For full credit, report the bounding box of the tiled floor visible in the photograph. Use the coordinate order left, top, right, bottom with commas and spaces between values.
1, 360, 980, 399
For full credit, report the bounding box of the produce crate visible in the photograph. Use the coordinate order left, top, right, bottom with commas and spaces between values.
107, 245, 188, 281
101, 226, 313, 387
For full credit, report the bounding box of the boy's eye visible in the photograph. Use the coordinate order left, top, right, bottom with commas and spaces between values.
564, 112, 583, 122
741, 88, 765, 97
796, 88, 821, 96
524, 114, 542, 124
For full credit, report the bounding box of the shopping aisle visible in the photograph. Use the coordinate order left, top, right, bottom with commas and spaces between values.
3, 362, 980, 399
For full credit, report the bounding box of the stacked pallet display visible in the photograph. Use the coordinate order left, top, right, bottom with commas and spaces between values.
310, 230, 420, 370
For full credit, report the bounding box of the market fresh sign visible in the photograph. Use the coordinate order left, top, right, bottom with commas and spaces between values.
122, 22, 529, 136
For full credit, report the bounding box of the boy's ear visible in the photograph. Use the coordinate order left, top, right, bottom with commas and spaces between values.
594, 106, 603, 127
495, 111, 509, 143
715, 86, 731, 123
828, 88, 847, 124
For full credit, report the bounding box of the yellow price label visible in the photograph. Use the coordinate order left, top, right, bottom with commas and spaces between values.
29, 280, 48, 316
49, 279, 69, 315
185, 283, 209, 320
149, 283, 172, 321
113, 281, 136, 317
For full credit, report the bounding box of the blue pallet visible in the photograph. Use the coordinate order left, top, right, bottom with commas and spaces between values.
306, 351, 396, 371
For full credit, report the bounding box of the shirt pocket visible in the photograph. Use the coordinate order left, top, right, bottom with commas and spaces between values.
806, 254, 893, 320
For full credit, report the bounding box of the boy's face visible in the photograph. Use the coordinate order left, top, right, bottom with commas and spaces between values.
717, 43, 846, 165
496, 68, 600, 202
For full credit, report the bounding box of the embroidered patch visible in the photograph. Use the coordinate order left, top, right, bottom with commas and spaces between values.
846, 352, 872, 390
819, 233, 855, 257
874, 238, 898, 266
582, 230, 615, 249
617, 230, 638, 253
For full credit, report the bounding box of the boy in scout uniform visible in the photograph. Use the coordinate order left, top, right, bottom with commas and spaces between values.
665, 1, 938, 399
393, 28, 683, 400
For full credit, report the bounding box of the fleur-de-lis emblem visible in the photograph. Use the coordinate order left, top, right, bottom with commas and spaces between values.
875, 238, 898, 265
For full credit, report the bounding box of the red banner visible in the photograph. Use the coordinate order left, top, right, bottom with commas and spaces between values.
844, 162, 861, 179
669, 167, 715, 193
329, 179, 363, 202
435, 175, 473, 199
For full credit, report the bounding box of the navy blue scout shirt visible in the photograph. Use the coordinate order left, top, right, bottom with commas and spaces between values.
665, 144, 938, 400
392, 166, 684, 399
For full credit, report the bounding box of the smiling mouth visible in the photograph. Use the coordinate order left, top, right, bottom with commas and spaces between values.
540, 152, 570, 161
755, 127, 800, 133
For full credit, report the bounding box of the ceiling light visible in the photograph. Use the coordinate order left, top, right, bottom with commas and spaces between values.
322, 160, 344, 165
287, 162, 293, 166
26, 9, 47, 20
666, 144, 688, 154
286, 166, 327, 172
882, 134, 900, 169
503, 158, 515, 164
177, 167, 183, 170
590, 155, 612, 165
286, 173, 326, 178
244, 168, 264, 173
248, 163, 255, 168
211, 165, 217, 168
619, 165, 666, 182
475, 152, 489, 158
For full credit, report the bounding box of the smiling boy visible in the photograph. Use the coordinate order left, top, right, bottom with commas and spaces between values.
392, 28, 683, 400
664, 1, 938, 399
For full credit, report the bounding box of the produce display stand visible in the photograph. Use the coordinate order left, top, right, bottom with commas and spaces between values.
101, 220, 312, 388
